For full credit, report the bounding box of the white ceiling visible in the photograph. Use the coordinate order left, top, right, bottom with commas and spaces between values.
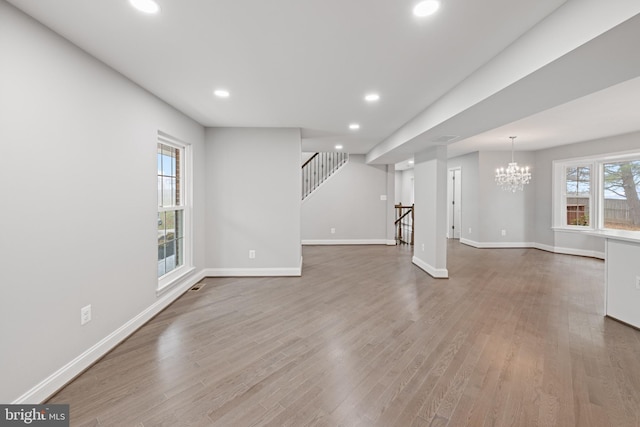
7, 0, 640, 163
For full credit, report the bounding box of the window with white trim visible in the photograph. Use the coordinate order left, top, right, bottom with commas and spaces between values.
157, 136, 190, 283
603, 159, 640, 231
564, 164, 592, 227
554, 152, 640, 233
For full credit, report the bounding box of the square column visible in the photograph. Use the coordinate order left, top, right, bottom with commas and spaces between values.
413, 146, 448, 278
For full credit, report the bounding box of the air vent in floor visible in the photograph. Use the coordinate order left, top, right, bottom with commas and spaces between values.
190, 281, 206, 291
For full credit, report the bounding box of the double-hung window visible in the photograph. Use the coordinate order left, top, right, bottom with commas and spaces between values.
603, 159, 640, 231
563, 164, 592, 227
157, 134, 191, 288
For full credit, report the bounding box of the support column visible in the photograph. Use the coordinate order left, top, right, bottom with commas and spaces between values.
386, 164, 397, 245
412, 146, 448, 278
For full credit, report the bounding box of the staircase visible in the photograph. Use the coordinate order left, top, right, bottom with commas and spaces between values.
302, 152, 349, 200
395, 204, 414, 245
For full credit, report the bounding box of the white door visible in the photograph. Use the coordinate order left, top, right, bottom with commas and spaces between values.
448, 168, 462, 239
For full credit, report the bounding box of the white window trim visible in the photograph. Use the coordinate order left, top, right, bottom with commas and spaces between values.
553, 148, 640, 235
553, 159, 595, 230
157, 131, 193, 294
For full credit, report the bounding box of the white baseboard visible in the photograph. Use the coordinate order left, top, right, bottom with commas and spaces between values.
203, 258, 303, 277
459, 238, 480, 248
13, 269, 206, 404
386, 239, 397, 246
412, 256, 449, 278
533, 243, 605, 259
460, 238, 604, 259
460, 238, 535, 249
302, 239, 389, 245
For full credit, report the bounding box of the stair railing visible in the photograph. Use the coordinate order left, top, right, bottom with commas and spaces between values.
302, 152, 349, 199
395, 204, 414, 245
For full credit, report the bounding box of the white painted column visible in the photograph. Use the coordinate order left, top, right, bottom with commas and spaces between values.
412, 146, 448, 278
386, 164, 397, 245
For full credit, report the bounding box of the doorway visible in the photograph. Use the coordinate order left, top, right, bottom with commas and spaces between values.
447, 168, 461, 239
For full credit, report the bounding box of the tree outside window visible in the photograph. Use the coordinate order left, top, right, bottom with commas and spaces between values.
565, 165, 591, 226
603, 160, 640, 231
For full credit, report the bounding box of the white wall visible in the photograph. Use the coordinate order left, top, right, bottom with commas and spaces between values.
449, 150, 536, 247
394, 171, 403, 204
0, 1, 206, 403
606, 238, 640, 329
302, 155, 390, 243
447, 152, 479, 243
204, 128, 302, 274
477, 151, 536, 245
395, 169, 415, 206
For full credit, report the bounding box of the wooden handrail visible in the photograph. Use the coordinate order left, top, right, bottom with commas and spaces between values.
395, 210, 412, 225
395, 204, 414, 245
301, 152, 319, 169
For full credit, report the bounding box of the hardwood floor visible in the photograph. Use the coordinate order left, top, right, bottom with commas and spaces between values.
48, 242, 640, 426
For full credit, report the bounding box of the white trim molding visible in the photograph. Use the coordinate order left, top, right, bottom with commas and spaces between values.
534, 243, 604, 259
13, 269, 206, 404
460, 239, 536, 249
412, 256, 449, 279
302, 239, 390, 245
460, 238, 604, 259
203, 258, 303, 277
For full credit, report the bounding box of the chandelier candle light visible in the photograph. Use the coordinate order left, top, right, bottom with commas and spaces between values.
495, 136, 532, 192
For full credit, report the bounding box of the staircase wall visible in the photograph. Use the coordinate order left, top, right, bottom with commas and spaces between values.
302, 154, 393, 244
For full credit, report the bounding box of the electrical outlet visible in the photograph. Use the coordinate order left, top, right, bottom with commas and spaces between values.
468, 227, 472, 234
81, 305, 91, 325
501, 229, 507, 236
331, 228, 336, 234
249, 250, 256, 259
380, 195, 387, 201
421, 243, 425, 251
636, 276, 640, 290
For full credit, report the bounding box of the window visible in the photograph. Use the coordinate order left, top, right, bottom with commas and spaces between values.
157, 135, 190, 284
565, 165, 591, 227
603, 160, 640, 231
554, 152, 640, 234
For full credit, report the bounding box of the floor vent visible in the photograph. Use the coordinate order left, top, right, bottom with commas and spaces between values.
190, 281, 206, 291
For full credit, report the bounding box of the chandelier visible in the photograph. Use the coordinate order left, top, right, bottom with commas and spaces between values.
495, 136, 531, 192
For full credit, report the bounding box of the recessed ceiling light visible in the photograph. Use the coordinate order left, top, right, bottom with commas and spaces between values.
335, 145, 343, 150
349, 123, 360, 130
129, 0, 160, 14
413, 0, 440, 17
365, 93, 380, 102
214, 89, 230, 98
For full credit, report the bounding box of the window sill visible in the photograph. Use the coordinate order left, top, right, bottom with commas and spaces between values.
157, 266, 196, 297
553, 227, 640, 243
585, 229, 640, 244
551, 226, 595, 233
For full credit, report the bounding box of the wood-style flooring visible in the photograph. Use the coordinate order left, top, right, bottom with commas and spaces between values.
48, 242, 640, 426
